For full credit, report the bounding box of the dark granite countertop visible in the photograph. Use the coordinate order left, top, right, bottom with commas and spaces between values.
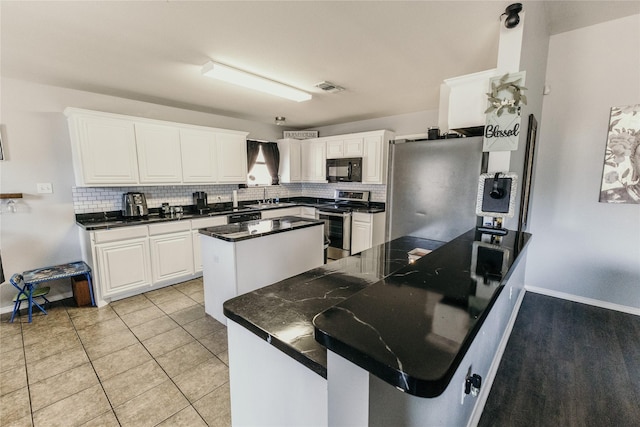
76, 197, 385, 230
199, 216, 324, 242
313, 228, 531, 398
223, 236, 446, 377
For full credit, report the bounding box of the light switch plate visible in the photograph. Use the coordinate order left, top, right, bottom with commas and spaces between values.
37, 183, 53, 194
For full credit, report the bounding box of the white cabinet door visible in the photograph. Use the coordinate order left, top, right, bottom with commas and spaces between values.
149, 231, 194, 284
301, 140, 327, 182
96, 238, 152, 297
69, 114, 139, 185
326, 137, 363, 159
261, 207, 302, 219
181, 129, 218, 183
326, 139, 344, 159
192, 216, 227, 272
217, 133, 248, 183
351, 213, 373, 255
135, 123, 183, 183
278, 139, 302, 183
362, 134, 385, 184
343, 137, 364, 157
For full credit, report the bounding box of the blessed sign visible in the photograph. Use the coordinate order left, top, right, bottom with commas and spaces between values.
483, 71, 526, 152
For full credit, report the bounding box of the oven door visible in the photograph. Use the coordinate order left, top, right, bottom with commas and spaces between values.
318, 210, 351, 260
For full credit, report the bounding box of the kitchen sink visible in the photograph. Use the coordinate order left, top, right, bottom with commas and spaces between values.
246, 202, 297, 209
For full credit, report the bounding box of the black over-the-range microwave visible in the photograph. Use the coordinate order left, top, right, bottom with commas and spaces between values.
326, 157, 362, 182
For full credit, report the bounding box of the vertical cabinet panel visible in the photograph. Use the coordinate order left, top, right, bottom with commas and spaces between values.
362, 135, 384, 184
135, 123, 183, 183
217, 133, 249, 183
301, 140, 327, 182
96, 238, 151, 297
278, 139, 302, 183
181, 129, 218, 183
73, 115, 139, 185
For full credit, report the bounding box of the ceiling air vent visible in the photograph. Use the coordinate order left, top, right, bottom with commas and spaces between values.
315, 81, 345, 93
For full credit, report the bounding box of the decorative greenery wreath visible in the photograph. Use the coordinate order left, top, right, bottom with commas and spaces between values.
485, 73, 528, 116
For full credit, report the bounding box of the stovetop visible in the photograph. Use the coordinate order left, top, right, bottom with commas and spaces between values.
318, 201, 371, 213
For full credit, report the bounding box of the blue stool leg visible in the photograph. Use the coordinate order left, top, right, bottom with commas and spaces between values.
31, 299, 48, 315
10, 299, 22, 323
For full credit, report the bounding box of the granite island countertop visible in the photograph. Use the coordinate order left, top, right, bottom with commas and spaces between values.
313, 228, 531, 397
223, 236, 446, 377
199, 216, 324, 242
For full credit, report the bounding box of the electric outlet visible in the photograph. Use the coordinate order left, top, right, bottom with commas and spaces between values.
37, 183, 53, 194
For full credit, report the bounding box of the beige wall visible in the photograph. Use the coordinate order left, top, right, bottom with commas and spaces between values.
525, 14, 640, 309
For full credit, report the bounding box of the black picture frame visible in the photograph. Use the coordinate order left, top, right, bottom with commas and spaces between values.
518, 114, 538, 231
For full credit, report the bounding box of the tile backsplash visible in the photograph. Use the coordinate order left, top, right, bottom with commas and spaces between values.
73, 183, 387, 214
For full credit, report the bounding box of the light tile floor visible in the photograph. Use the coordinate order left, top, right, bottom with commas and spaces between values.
0, 278, 231, 427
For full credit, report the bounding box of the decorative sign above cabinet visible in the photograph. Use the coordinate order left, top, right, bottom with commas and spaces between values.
482, 71, 527, 152
283, 130, 319, 139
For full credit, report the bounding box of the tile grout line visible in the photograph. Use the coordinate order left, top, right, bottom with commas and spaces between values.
114, 284, 218, 426
66, 303, 124, 427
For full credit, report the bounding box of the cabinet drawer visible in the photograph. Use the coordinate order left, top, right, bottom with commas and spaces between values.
352, 212, 372, 223
191, 216, 227, 230
94, 225, 148, 244
149, 221, 191, 236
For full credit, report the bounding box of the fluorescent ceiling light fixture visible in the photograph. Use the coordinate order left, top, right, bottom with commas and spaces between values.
202, 61, 312, 102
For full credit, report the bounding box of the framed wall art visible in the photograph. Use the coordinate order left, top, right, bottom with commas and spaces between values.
599, 104, 640, 204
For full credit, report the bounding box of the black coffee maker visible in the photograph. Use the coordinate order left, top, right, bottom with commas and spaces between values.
193, 192, 209, 214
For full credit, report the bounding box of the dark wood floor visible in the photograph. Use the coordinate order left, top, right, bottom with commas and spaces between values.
479, 292, 640, 427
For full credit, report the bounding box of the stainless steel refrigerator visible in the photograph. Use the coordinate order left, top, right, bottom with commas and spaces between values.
386, 136, 486, 242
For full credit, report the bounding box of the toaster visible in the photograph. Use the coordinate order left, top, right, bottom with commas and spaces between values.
122, 192, 149, 217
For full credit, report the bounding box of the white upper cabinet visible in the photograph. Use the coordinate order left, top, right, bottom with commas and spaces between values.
362, 134, 385, 184
216, 132, 249, 183
65, 108, 249, 186
277, 139, 302, 183
181, 129, 218, 183
66, 111, 139, 185
301, 139, 327, 182
135, 123, 183, 183
326, 137, 363, 159
321, 129, 394, 184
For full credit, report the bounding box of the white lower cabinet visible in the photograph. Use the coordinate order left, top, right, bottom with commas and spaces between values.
93, 226, 152, 299
87, 217, 230, 305
351, 212, 386, 255
148, 222, 193, 285
96, 238, 152, 298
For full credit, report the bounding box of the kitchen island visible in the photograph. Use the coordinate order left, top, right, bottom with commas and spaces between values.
223, 228, 531, 427
200, 215, 324, 325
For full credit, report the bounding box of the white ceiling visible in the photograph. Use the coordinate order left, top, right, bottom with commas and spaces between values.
1, 1, 638, 129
